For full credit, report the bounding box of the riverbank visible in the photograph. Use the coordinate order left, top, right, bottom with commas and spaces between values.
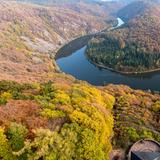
57, 34, 160, 75
54, 18, 116, 60
55, 35, 93, 60
55, 18, 160, 91
86, 55, 160, 75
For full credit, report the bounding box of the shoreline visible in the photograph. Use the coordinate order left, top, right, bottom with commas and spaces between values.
54, 18, 115, 59
55, 35, 93, 60
55, 35, 160, 75
55, 16, 160, 75
86, 55, 160, 75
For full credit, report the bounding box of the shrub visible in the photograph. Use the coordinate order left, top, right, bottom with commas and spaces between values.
52, 90, 71, 105
124, 127, 140, 142
40, 82, 55, 98
140, 128, 153, 139
7, 123, 28, 151
0, 92, 12, 105
0, 127, 14, 160
1, 92, 12, 100
0, 97, 7, 105
152, 101, 160, 112
40, 109, 66, 119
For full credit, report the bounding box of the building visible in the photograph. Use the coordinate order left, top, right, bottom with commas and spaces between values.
128, 139, 160, 160
131, 151, 160, 160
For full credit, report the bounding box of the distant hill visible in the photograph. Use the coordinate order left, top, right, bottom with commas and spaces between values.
117, 0, 160, 21
86, 0, 160, 73
117, 0, 135, 4
16, 0, 78, 5
15, 0, 112, 5
15, 0, 124, 17
117, 0, 153, 21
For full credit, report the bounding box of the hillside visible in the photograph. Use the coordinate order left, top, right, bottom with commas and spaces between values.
117, 0, 149, 21
0, 80, 159, 160
117, 0, 157, 21
86, 0, 160, 73
104, 85, 160, 150
0, 80, 114, 160
0, 0, 110, 83
15, 0, 125, 18
16, 0, 99, 5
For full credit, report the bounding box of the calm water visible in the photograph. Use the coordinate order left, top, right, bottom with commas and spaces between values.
56, 46, 160, 91
56, 18, 160, 91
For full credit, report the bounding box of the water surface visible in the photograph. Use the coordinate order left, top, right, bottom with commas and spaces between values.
56, 46, 160, 91
56, 18, 160, 91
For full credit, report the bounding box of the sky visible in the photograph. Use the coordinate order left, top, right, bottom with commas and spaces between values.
100, 0, 115, 1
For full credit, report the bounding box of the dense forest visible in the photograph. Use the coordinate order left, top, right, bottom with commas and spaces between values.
104, 84, 160, 149
0, 81, 114, 160
0, 80, 159, 159
86, 1, 160, 73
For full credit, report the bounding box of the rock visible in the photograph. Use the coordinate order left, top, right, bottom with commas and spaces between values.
32, 56, 43, 64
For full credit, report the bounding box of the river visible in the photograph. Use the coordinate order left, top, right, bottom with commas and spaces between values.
56, 18, 160, 91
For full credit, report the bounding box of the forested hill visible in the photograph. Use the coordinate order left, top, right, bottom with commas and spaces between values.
117, 0, 160, 21
15, 0, 124, 18
117, 0, 150, 21
16, 0, 95, 5
86, 0, 160, 73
